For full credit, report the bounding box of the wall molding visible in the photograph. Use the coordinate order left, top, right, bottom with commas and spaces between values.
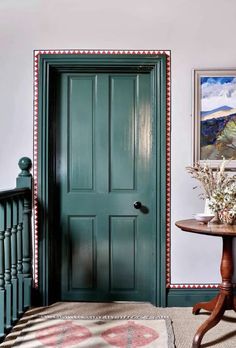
169, 284, 219, 289
167, 288, 219, 307
34, 50, 171, 305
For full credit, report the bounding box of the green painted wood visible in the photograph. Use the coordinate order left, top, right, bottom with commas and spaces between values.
11, 199, 18, 321
157, 57, 168, 307
37, 54, 167, 306
5, 200, 12, 329
0, 291, 5, 339
17, 199, 23, 315
16, 157, 32, 309
58, 71, 156, 303
110, 217, 136, 290
16, 157, 32, 189
22, 196, 32, 309
23, 278, 32, 309
0, 159, 33, 338
0, 203, 5, 337
69, 76, 95, 191
67, 217, 95, 290
167, 289, 219, 307
110, 76, 136, 190
0, 203, 5, 291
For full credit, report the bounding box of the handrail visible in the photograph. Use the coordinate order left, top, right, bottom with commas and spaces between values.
0, 188, 30, 201
0, 157, 32, 341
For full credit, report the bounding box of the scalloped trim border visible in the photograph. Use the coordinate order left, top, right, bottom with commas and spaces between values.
33, 49, 171, 290
34, 49, 171, 56
169, 284, 219, 289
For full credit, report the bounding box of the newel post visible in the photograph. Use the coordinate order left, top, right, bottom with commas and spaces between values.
16, 157, 32, 309
0, 203, 5, 337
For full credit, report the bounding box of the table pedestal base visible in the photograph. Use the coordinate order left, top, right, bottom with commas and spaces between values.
192, 292, 236, 348
191, 236, 235, 348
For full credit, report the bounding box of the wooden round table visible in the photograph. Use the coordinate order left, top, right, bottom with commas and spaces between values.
175, 219, 236, 348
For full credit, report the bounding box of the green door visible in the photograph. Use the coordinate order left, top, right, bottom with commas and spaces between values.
56, 71, 156, 302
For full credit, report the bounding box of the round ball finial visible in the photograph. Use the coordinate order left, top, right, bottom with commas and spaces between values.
18, 157, 32, 176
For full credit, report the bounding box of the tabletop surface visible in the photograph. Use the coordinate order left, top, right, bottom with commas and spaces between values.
175, 219, 236, 237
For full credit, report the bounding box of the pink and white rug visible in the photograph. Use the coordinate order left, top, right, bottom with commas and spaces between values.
13, 315, 175, 348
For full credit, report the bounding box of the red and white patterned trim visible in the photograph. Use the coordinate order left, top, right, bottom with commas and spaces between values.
165, 54, 171, 288
34, 49, 170, 56
170, 284, 219, 289
33, 49, 171, 289
33, 53, 39, 287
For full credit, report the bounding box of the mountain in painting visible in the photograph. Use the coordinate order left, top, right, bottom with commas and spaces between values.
201, 106, 236, 122
201, 108, 236, 160
201, 105, 232, 117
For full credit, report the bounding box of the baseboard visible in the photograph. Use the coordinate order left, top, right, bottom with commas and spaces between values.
167, 288, 219, 307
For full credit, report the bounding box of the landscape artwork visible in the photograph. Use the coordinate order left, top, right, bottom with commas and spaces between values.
200, 74, 236, 161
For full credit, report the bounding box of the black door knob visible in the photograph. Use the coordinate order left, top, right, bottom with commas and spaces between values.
134, 201, 142, 209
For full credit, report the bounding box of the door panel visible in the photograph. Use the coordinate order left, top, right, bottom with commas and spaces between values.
69, 76, 95, 191
109, 216, 136, 290
69, 216, 96, 290
110, 76, 136, 190
57, 71, 156, 302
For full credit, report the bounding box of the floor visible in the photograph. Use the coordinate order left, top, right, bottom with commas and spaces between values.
1, 302, 236, 347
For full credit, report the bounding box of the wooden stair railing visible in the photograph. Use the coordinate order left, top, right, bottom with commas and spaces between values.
0, 157, 32, 341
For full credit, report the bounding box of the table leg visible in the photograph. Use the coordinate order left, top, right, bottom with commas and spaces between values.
192, 293, 226, 348
193, 294, 219, 315
233, 296, 236, 312
192, 236, 234, 348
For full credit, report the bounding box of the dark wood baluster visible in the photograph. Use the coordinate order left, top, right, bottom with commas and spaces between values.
5, 200, 12, 329
17, 157, 32, 309
17, 199, 23, 315
11, 199, 18, 322
0, 203, 5, 338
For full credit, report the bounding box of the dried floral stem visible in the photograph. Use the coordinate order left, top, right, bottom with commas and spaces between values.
187, 159, 236, 221
186, 160, 236, 199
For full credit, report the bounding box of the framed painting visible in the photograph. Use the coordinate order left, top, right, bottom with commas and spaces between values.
193, 69, 236, 169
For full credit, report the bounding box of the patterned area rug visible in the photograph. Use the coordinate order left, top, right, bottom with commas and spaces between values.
12, 315, 175, 347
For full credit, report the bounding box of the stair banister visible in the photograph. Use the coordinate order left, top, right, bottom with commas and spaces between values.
0, 157, 33, 341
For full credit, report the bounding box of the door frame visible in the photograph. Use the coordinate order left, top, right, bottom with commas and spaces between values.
33, 50, 171, 306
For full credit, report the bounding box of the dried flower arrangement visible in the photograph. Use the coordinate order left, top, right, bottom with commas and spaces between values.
186, 160, 236, 224
208, 183, 236, 224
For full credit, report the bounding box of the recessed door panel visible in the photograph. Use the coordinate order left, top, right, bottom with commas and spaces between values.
69, 76, 95, 192
109, 216, 136, 291
110, 76, 136, 191
69, 216, 96, 290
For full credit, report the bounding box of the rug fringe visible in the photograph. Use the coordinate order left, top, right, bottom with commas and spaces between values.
39, 314, 171, 320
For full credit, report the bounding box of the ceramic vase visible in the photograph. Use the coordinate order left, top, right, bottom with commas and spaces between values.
204, 198, 219, 223
218, 209, 235, 225
204, 198, 214, 215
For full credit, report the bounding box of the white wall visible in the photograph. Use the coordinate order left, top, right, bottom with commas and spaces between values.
1, 0, 236, 285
